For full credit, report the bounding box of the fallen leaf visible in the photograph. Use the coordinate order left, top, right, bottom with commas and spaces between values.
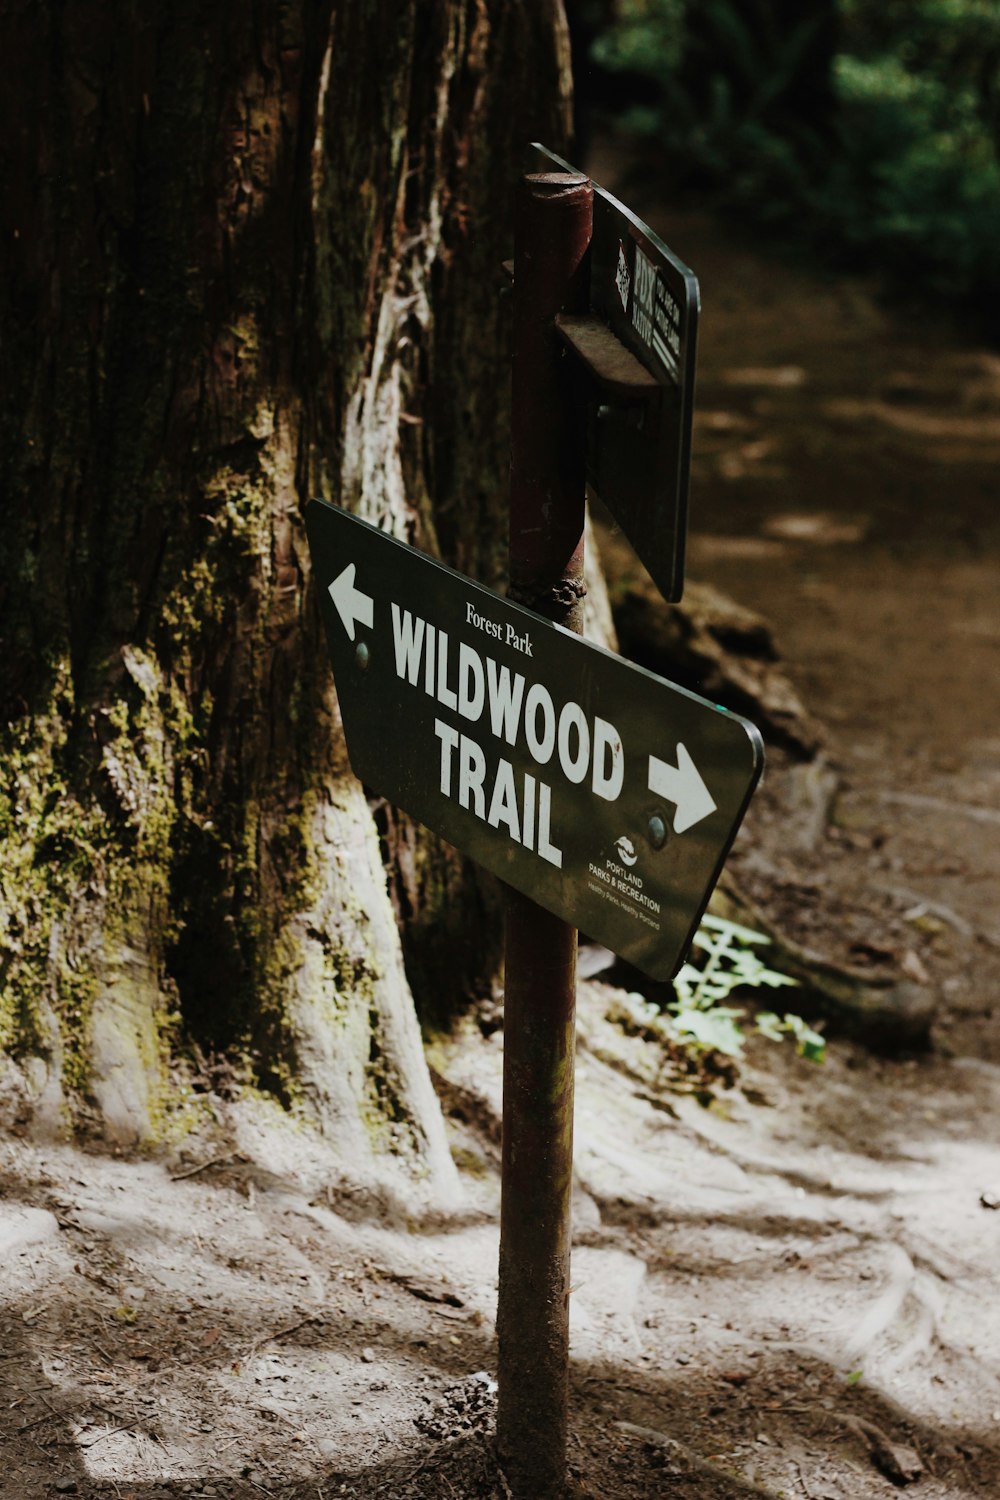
201, 1327, 222, 1346
900, 949, 929, 984
390, 1273, 464, 1308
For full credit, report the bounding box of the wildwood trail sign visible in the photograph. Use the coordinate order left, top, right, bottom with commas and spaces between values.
306, 501, 762, 983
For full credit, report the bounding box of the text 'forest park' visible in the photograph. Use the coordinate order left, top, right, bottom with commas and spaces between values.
391, 600, 627, 870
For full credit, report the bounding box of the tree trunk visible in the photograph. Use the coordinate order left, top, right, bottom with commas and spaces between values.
0, 0, 574, 1197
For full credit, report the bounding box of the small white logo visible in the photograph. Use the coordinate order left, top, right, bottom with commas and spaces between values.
614, 835, 638, 866
615, 241, 630, 313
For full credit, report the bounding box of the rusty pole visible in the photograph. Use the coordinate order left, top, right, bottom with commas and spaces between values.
496, 170, 593, 1500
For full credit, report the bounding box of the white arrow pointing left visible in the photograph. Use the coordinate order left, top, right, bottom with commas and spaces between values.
328, 563, 374, 641
648, 744, 717, 834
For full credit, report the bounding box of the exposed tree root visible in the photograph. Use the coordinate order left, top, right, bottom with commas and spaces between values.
711, 877, 936, 1051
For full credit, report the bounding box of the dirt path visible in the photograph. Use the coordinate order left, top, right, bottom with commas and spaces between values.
3, 157, 1000, 1498
664, 196, 1000, 1065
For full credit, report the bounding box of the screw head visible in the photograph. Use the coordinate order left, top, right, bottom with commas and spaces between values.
647, 812, 668, 850
354, 641, 370, 671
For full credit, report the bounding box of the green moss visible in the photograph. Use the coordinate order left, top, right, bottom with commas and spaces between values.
0, 596, 192, 1118
141, 1054, 208, 1148
361, 998, 420, 1155
0, 658, 105, 1066
450, 1145, 490, 1178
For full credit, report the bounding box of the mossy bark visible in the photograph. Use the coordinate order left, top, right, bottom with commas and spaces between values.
0, 0, 573, 1191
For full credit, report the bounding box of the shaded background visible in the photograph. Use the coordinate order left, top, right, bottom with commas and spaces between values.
571, 0, 1000, 331
566, 0, 1000, 1064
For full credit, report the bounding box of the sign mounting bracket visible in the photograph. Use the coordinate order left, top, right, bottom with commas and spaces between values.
554, 311, 661, 405
524, 143, 700, 604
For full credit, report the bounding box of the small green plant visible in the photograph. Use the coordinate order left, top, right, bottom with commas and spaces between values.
670, 914, 825, 1061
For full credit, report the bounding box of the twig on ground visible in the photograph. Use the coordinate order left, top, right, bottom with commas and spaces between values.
242, 1474, 273, 1496
79, 1417, 141, 1448
873, 882, 979, 939
169, 1154, 234, 1182
15, 1408, 63, 1434
792, 1456, 815, 1498
246, 1314, 323, 1360
36, 1389, 64, 1419
270, 1315, 323, 1343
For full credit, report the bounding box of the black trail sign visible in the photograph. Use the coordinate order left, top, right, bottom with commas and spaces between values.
528, 144, 699, 604
307, 501, 762, 982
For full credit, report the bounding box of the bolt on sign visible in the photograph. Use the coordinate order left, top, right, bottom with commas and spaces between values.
306, 502, 762, 982
527, 144, 699, 605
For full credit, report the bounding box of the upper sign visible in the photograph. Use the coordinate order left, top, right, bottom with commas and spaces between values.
528, 144, 699, 605
306, 502, 762, 981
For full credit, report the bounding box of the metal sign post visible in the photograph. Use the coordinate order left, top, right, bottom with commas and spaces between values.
495, 169, 593, 1500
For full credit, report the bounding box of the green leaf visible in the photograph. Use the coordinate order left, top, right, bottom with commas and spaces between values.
755, 1011, 786, 1042
666, 915, 819, 1064
673, 1005, 746, 1056
782, 1014, 827, 1062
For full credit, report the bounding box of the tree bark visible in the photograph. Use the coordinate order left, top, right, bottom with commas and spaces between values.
0, 0, 574, 1194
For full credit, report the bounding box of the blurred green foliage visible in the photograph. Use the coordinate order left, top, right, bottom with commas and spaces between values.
589, 0, 1000, 319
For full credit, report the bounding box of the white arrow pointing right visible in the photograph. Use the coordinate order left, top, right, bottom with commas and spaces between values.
648, 744, 717, 834
328, 562, 374, 641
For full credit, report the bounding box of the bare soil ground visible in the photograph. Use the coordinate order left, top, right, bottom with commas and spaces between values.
3, 149, 1000, 1498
